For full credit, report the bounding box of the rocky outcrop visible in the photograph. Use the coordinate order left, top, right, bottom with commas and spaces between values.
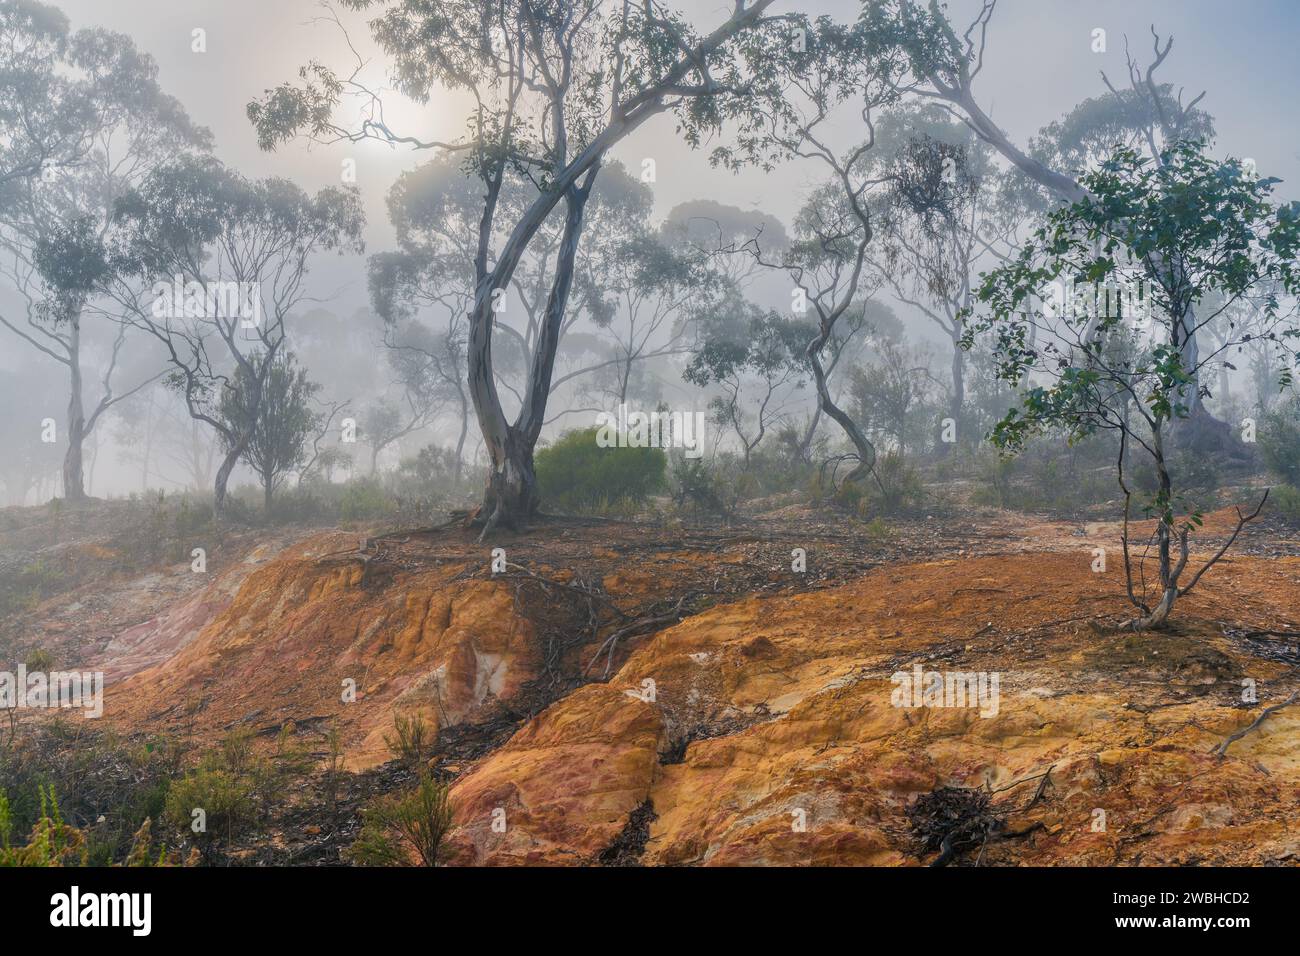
444, 550, 1300, 866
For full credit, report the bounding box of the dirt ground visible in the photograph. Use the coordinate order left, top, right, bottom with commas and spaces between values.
6, 495, 1300, 866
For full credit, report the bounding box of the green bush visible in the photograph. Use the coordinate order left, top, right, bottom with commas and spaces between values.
0, 726, 179, 865
384, 712, 431, 775
535, 427, 666, 512
1271, 484, 1300, 524
1260, 396, 1300, 487
863, 455, 925, 515
349, 773, 454, 867
669, 456, 735, 517
164, 767, 257, 856
337, 478, 396, 521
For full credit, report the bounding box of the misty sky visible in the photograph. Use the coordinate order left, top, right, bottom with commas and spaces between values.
5, 0, 1300, 500
47, 0, 1300, 316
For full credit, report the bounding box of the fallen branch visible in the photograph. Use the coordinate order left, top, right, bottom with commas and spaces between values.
1213, 687, 1300, 758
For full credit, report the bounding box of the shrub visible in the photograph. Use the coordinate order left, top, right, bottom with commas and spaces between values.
162, 726, 299, 862
0, 726, 179, 865
848, 452, 925, 517
535, 427, 666, 512
1271, 484, 1300, 525
384, 712, 431, 775
0, 787, 84, 866
164, 767, 257, 860
337, 478, 395, 521
669, 454, 751, 518
1260, 396, 1300, 486
349, 774, 454, 867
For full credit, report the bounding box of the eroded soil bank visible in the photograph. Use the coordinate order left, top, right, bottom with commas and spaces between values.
11, 503, 1300, 865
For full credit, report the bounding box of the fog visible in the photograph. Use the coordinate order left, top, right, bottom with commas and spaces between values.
2, 0, 1298, 511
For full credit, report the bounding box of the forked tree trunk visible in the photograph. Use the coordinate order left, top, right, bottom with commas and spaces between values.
1126, 440, 1182, 630
807, 331, 876, 486
468, 176, 594, 535
481, 428, 540, 527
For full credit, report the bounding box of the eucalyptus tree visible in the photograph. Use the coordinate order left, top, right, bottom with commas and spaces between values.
573, 222, 719, 406
0, 0, 95, 187
861, 104, 1010, 436
969, 142, 1300, 630
111, 157, 365, 515
705, 14, 908, 486
219, 351, 321, 515
248, 0, 783, 535
371, 155, 691, 467
0, 3, 212, 499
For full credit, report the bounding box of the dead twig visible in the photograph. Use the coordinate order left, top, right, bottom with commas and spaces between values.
1213, 688, 1300, 758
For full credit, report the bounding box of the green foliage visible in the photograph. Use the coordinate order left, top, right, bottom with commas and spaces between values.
970, 141, 1300, 528
1270, 484, 1300, 525
384, 712, 431, 776
219, 350, 322, 511
535, 427, 666, 512
163, 725, 303, 862
337, 477, 395, 521
669, 456, 735, 518
836, 451, 924, 517
349, 773, 454, 868
1259, 395, 1300, 487
0, 556, 64, 615
163, 767, 257, 858
0, 725, 179, 866
0, 786, 84, 867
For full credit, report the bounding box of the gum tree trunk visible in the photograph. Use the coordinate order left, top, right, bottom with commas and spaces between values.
62, 316, 87, 501
468, 176, 594, 535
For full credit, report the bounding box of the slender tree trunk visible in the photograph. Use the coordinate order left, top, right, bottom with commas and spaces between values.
938, 330, 965, 457
62, 316, 87, 501
799, 404, 823, 460
140, 389, 155, 493
950, 334, 965, 420
1128, 433, 1181, 630
807, 331, 875, 485
453, 388, 468, 486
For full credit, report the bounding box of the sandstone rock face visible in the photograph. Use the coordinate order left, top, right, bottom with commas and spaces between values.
447, 686, 664, 865
107, 533, 537, 769
445, 550, 1300, 866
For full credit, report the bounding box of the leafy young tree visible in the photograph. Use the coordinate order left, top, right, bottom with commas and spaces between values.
968, 141, 1300, 630
219, 351, 320, 515
249, 0, 782, 535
